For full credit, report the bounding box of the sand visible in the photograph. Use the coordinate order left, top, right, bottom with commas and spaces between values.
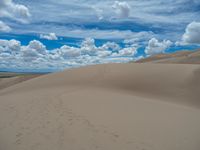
0, 74, 43, 90
136, 49, 200, 64
0, 63, 200, 150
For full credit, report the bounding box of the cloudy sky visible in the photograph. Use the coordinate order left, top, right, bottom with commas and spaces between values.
0, 0, 200, 72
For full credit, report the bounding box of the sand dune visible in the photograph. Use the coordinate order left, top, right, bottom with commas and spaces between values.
0, 74, 43, 90
0, 63, 200, 150
136, 49, 200, 64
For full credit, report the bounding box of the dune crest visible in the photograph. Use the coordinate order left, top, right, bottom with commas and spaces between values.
136, 49, 200, 64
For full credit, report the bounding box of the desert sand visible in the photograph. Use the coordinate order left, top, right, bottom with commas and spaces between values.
136, 49, 200, 64
0, 73, 43, 90
0, 63, 200, 150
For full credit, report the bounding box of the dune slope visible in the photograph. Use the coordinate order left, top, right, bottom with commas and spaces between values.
0, 63, 200, 150
0, 74, 43, 90
136, 49, 200, 64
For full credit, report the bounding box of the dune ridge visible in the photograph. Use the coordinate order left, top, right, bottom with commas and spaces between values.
136, 49, 200, 64
0, 63, 200, 150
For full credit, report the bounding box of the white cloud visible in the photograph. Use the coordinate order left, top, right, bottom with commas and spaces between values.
119, 47, 137, 56
100, 42, 120, 51
19, 40, 47, 62
181, 21, 200, 45
112, 1, 130, 18
27, 40, 47, 54
145, 38, 172, 55
0, 39, 21, 52
0, 0, 30, 23
97, 50, 112, 58
0, 38, 137, 71
92, 6, 104, 20
40, 33, 58, 40
18, 25, 154, 40
80, 38, 97, 55
7, 0, 200, 42
18, 0, 199, 25
7, 39, 21, 52
0, 20, 11, 32
112, 47, 137, 57
55, 45, 81, 58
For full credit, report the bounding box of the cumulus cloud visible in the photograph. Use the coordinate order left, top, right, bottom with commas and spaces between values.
112, 47, 137, 57
145, 38, 172, 55
100, 42, 120, 51
119, 47, 137, 56
27, 40, 47, 54
0, 38, 137, 71
0, 20, 11, 32
181, 21, 200, 45
80, 38, 97, 55
40, 33, 58, 40
56, 45, 81, 58
112, 1, 130, 18
0, 0, 30, 23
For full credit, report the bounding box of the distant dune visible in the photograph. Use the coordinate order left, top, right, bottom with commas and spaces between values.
0, 73, 44, 90
0, 63, 200, 150
136, 49, 200, 64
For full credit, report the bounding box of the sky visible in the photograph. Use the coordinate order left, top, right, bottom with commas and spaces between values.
0, 0, 200, 72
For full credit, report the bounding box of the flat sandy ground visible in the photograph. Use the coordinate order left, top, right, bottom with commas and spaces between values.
0, 63, 200, 150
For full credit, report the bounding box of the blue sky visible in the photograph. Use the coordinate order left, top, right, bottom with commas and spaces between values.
0, 0, 200, 72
